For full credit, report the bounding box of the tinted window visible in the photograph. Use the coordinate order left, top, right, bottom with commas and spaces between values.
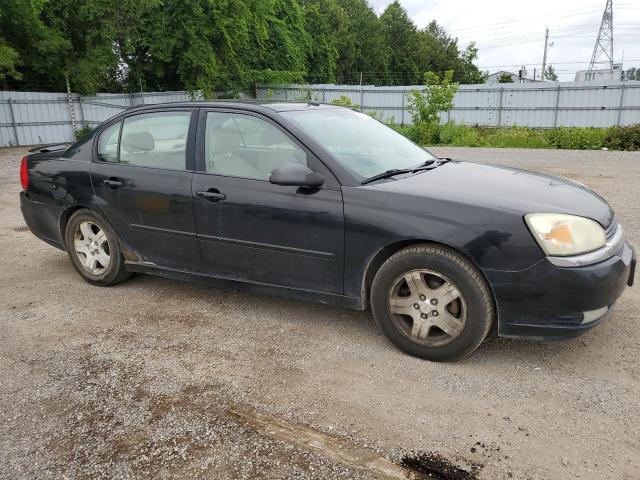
119, 111, 191, 170
97, 122, 120, 162
204, 112, 306, 181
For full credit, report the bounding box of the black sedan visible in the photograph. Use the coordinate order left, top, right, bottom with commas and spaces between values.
19, 102, 636, 361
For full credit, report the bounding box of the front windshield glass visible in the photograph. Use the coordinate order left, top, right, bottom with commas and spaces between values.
280, 108, 437, 179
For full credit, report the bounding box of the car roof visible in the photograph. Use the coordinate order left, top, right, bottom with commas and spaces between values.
124, 100, 342, 114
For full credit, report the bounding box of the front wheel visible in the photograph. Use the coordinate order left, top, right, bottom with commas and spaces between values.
64, 209, 131, 286
370, 245, 494, 361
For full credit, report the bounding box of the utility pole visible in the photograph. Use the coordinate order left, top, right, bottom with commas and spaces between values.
65, 73, 77, 135
588, 0, 614, 80
359, 72, 364, 111
541, 27, 553, 81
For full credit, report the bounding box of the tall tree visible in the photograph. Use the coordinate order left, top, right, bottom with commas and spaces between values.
0, 38, 21, 82
380, 1, 421, 85
0, 0, 69, 90
1, 0, 484, 92
545, 65, 558, 81
418, 21, 484, 84
622, 67, 639, 81
335, 0, 389, 85
300, 0, 345, 83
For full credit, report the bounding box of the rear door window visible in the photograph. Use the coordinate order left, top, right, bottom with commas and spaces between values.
115, 111, 191, 170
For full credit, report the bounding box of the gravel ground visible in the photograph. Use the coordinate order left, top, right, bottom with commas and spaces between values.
0, 146, 638, 480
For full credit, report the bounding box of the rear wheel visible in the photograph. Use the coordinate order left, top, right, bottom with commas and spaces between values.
371, 245, 494, 361
64, 209, 130, 286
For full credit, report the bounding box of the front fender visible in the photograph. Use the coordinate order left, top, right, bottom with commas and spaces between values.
342, 187, 544, 300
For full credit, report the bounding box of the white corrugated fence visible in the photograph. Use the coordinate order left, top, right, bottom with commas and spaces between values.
0, 90, 200, 147
2, 81, 640, 146
257, 81, 640, 128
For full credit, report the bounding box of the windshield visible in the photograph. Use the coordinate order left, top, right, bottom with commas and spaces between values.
280, 108, 437, 179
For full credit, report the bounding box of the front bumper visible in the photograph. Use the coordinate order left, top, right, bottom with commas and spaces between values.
486, 241, 635, 340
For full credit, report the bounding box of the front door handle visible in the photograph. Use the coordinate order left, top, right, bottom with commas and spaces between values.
102, 178, 123, 188
196, 190, 227, 202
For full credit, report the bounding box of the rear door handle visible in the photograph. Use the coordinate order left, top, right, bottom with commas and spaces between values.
196, 190, 227, 202
102, 178, 123, 188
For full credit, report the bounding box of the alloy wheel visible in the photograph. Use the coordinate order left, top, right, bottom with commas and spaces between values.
73, 221, 111, 275
387, 269, 467, 347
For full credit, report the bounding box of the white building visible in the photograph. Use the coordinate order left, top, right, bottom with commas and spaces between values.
485, 70, 537, 84
575, 64, 623, 82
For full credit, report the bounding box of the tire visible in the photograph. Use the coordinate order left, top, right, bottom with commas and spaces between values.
370, 244, 494, 361
64, 209, 131, 286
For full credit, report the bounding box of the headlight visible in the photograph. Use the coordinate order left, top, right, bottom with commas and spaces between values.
525, 213, 606, 256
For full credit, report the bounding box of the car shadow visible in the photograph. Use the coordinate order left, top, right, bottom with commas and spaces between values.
57, 263, 593, 367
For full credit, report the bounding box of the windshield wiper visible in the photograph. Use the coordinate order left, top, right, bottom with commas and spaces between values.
360, 160, 437, 185
361, 168, 414, 185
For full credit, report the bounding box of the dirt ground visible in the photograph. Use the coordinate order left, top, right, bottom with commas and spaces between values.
1, 146, 638, 480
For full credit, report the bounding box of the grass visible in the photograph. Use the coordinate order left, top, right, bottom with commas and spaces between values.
391, 122, 639, 151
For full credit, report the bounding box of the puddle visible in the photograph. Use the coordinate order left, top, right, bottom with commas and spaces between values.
401, 451, 480, 480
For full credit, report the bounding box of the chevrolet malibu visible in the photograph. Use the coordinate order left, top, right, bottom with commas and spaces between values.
19, 102, 636, 361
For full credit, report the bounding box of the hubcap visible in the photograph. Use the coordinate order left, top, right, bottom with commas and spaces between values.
73, 221, 110, 275
387, 269, 467, 347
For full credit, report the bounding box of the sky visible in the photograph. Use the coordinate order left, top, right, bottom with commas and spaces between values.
370, 0, 640, 81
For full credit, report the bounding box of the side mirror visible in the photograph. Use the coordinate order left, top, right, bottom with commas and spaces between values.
269, 163, 325, 188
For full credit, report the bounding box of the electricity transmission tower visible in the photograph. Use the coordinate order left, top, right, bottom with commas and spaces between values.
587, 0, 614, 79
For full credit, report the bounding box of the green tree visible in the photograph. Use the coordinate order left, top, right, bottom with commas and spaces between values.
623, 67, 639, 81
330, 95, 358, 108
498, 73, 514, 83
545, 65, 558, 82
380, 1, 420, 85
0, 40, 21, 81
0, 7, 20, 81
39, 0, 158, 94
418, 21, 485, 84
457, 43, 486, 84
408, 70, 458, 125
0, 0, 69, 90
301, 0, 344, 83
129, 0, 308, 95
334, 0, 389, 85
0, 0, 484, 93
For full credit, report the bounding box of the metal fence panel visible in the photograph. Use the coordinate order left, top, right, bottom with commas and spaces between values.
257, 81, 640, 129
2, 83, 640, 146
0, 90, 201, 146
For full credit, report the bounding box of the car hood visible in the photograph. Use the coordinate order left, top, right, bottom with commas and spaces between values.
372, 161, 614, 227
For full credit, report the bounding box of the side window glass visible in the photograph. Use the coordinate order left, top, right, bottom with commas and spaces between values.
204, 112, 306, 180
97, 122, 120, 162
119, 111, 191, 170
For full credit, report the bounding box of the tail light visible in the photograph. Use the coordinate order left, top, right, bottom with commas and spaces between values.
20, 156, 29, 190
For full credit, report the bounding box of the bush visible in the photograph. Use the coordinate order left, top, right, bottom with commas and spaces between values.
331, 95, 359, 109
545, 127, 607, 150
482, 126, 548, 149
75, 124, 93, 141
605, 125, 640, 151
437, 123, 484, 147
390, 123, 639, 151
406, 122, 440, 145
